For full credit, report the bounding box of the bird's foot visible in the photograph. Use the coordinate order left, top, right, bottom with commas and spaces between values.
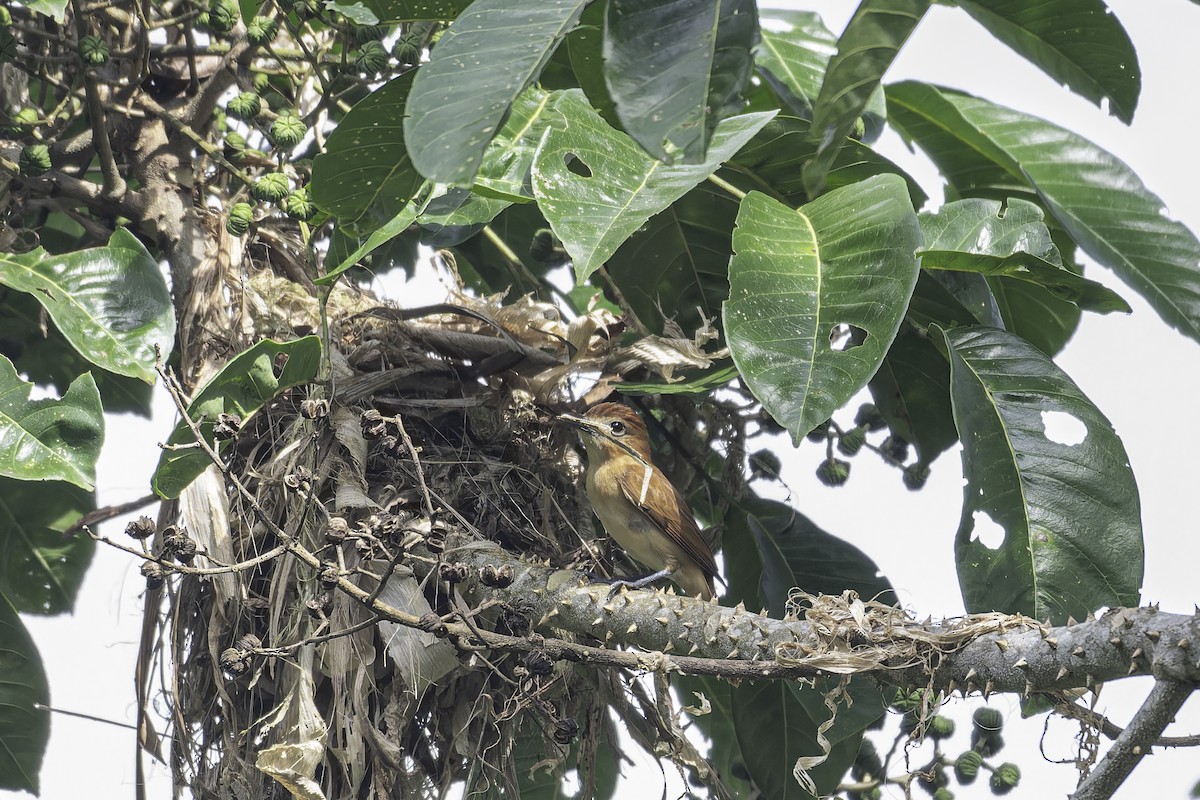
603, 568, 675, 598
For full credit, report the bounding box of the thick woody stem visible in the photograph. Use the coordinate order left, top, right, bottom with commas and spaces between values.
1071, 679, 1194, 800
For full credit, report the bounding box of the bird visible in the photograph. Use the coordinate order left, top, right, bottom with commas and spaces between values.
561, 402, 719, 599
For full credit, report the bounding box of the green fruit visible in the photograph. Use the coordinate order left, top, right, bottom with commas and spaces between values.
354, 24, 384, 43
954, 750, 983, 784
989, 763, 1020, 795
78, 35, 110, 66
15, 107, 40, 125
226, 203, 254, 235
355, 40, 388, 74
247, 17, 279, 46
928, 715, 956, 740
19, 143, 51, 176
227, 91, 262, 120
251, 172, 290, 202
933, 789, 955, 800
207, 0, 238, 32
284, 189, 315, 221
972, 707, 1003, 733
816, 458, 851, 487
903, 463, 931, 491
837, 426, 867, 456
270, 111, 307, 148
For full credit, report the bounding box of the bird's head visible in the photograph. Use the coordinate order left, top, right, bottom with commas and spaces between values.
560, 402, 653, 464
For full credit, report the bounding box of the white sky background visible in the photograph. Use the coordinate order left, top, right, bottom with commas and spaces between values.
8, 2, 1200, 798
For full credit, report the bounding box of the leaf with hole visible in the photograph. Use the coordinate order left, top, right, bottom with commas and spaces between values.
918, 199, 1130, 314
724, 175, 921, 444
945, 325, 1142, 623
888, 81, 1200, 345
404, 0, 589, 186
532, 90, 773, 283
0, 357, 103, 490
152, 336, 323, 498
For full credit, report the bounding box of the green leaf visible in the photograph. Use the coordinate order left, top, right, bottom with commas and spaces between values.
616, 364, 739, 396
868, 326, 957, 465
754, 10, 836, 119
359, 0, 469, 22
804, 0, 931, 195
733, 680, 861, 799
404, 0, 589, 186
944, 326, 1143, 622
318, 203, 421, 285
887, 82, 1200, 344
919, 199, 1130, 314
724, 175, 921, 444
745, 497, 896, 616
23, 0, 68, 20
952, 0, 1139, 124
311, 73, 422, 227
0, 228, 175, 384
989, 276, 1080, 356
0, 597, 49, 795
417, 187, 512, 247
152, 337, 323, 498
565, 2, 617, 128
0, 358, 103, 490
327, 0, 379, 23
0, 478, 94, 614
533, 91, 773, 283
604, 0, 759, 163
728, 115, 927, 208
0, 291, 153, 416
672, 676, 755, 797
474, 87, 560, 202
604, 182, 738, 333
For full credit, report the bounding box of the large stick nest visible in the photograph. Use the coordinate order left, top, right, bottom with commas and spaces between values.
159, 265, 743, 799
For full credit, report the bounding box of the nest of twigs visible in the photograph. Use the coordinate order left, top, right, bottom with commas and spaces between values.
156, 264, 741, 799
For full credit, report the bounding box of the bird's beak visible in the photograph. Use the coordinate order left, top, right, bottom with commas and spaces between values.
558, 412, 602, 438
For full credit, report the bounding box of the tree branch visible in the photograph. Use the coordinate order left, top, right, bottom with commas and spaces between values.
1070, 679, 1194, 800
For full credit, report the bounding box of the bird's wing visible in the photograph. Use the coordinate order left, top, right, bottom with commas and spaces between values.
614, 463, 719, 582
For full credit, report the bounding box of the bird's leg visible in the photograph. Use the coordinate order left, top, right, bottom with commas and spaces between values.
605, 559, 680, 597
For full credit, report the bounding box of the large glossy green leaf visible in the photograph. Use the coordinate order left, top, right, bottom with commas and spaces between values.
0, 292, 152, 416
565, 1, 617, 128
532, 91, 773, 283
724, 175, 921, 444
754, 10, 836, 119
745, 498, 896, 616
0, 228, 174, 384
727, 115, 927, 208
888, 82, 1200, 344
604, 182, 738, 333
0, 597, 49, 795
417, 187, 512, 247
945, 326, 1142, 622
312, 73, 422, 228
868, 326, 957, 465
733, 680, 861, 799
152, 337, 323, 498
989, 276, 1080, 356
359, 0, 469, 21
404, 0, 588, 186
0, 358, 103, 490
604, 0, 758, 163
803, 0, 930, 195
919, 198, 1131, 314
952, 0, 1139, 124
474, 87, 559, 202
0, 478, 94, 614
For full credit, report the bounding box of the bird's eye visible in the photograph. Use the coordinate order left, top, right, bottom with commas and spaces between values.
609, 420, 626, 436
